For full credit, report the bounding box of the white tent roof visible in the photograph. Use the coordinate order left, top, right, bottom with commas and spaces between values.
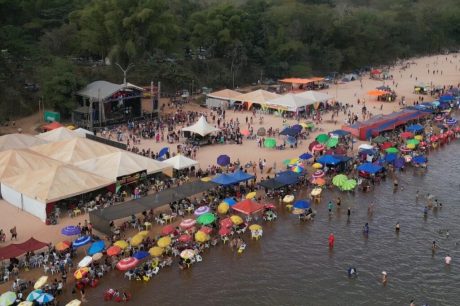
181, 116, 220, 136
1, 164, 113, 203
0, 134, 47, 152
74, 151, 172, 180
207, 89, 241, 100
265, 93, 313, 111
74, 128, 94, 137
163, 154, 199, 170
37, 127, 82, 142
295, 91, 332, 103
234, 89, 280, 106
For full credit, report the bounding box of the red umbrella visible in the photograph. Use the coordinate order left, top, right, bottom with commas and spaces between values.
219, 227, 231, 236
447, 130, 454, 136
312, 170, 325, 178
334, 147, 347, 155
200, 226, 213, 235
161, 225, 175, 236
116, 257, 139, 271
312, 144, 325, 152
400, 132, 413, 139
107, 246, 122, 257
308, 141, 319, 151
324, 149, 334, 155
380, 142, 393, 150
179, 219, 196, 229
430, 136, 438, 142
178, 234, 192, 243
264, 203, 276, 209
240, 129, 250, 136
220, 218, 233, 228
455, 127, 460, 132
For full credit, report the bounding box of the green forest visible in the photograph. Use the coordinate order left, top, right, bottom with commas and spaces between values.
1, 0, 460, 120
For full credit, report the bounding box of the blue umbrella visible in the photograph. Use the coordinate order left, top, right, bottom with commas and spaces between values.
446, 118, 457, 125
61, 226, 81, 236
394, 157, 405, 168
286, 136, 297, 145
35, 293, 54, 304
88, 240, 105, 255
223, 198, 237, 206
384, 153, 397, 163
293, 200, 310, 210
158, 147, 169, 158
133, 251, 149, 260
280, 127, 298, 137
299, 153, 313, 160
26, 289, 43, 301
217, 154, 230, 166
73, 236, 91, 248
291, 124, 303, 132
413, 155, 427, 164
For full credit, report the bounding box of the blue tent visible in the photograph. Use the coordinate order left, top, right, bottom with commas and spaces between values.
440, 95, 454, 102
412, 155, 427, 164
357, 163, 383, 174
384, 153, 397, 163
359, 149, 375, 156
280, 127, 298, 136
223, 197, 237, 206
277, 170, 300, 177
330, 129, 350, 137
158, 147, 169, 158
406, 124, 423, 133
331, 155, 351, 162
299, 153, 313, 160
317, 155, 341, 165
275, 172, 299, 185
88, 240, 105, 256
293, 200, 310, 209
230, 170, 255, 183
211, 173, 238, 186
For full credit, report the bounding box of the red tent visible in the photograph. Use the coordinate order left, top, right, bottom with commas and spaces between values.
371, 69, 382, 75
0, 237, 48, 260
232, 199, 264, 215
42, 121, 63, 132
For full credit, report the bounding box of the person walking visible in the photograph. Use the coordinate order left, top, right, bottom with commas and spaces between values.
328, 233, 335, 249
10, 226, 17, 240
328, 201, 334, 215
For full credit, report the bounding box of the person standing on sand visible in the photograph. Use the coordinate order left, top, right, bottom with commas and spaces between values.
10, 226, 17, 240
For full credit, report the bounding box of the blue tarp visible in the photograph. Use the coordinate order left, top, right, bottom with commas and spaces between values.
440, 95, 454, 102
317, 155, 341, 165
275, 171, 299, 185
412, 155, 427, 164
280, 127, 298, 136
211, 173, 238, 186
293, 200, 310, 209
357, 163, 383, 174
385, 154, 397, 163
406, 124, 423, 133
330, 129, 351, 137
230, 170, 255, 183
331, 155, 351, 162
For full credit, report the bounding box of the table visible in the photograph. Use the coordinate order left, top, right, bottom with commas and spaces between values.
73, 209, 82, 216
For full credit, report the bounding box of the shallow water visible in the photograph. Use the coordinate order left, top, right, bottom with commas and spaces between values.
87, 141, 460, 306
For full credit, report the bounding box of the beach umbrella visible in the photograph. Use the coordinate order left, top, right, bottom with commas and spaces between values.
332, 174, 348, 187
27, 290, 43, 301
293, 200, 310, 210
413, 155, 427, 164
312, 144, 325, 152
312, 178, 326, 186
406, 143, 416, 149
197, 212, 216, 225
130, 235, 144, 247
400, 131, 414, 139
217, 154, 230, 166
73, 236, 91, 248
18, 302, 33, 306
367, 89, 387, 96
286, 136, 297, 145
133, 251, 149, 260
158, 147, 169, 158
326, 137, 338, 148
116, 257, 139, 271
312, 170, 325, 178
249, 224, 262, 231
35, 293, 54, 304
264, 138, 276, 148
92, 253, 103, 261
180, 249, 196, 259
219, 227, 231, 236
88, 240, 105, 255
65, 300, 81, 306
106, 246, 122, 257
446, 118, 458, 125
292, 124, 303, 132
280, 127, 298, 136
308, 140, 319, 151
200, 226, 213, 235
179, 218, 196, 229
341, 179, 357, 191
201, 177, 212, 182
380, 142, 393, 150
113, 240, 129, 249
33, 276, 48, 290
312, 162, 323, 169
406, 139, 420, 146
292, 208, 305, 215
257, 127, 266, 136
157, 236, 172, 248
311, 188, 322, 196
55, 241, 71, 252
394, 157, 405, 168
149, 247, 164, 257
299, 153, 313, 160
138, 230, 149, 238
178, 234, 192, 243
385, 147, 399, 154
304, 122, 315, 129
61, 226, 81, 236
217, 202, 229, 214
283, 195, 295, 203
230, 215, 244, 225
246, 192, 257, 199
77, 256, 93, 268
220, 217, 233, 228
223, 197, 237, 206
316, 134, 329, 144
161, 225, 175, 236
0, 292, 16, 306
264, 203, 276, 210
372, 135, 388, 144
414, 135, 423, 141
73, 267, 89, 280
195, 231, 210, 243
291, 165, 304, 173
284, 158, 299, 165
194, 206, 210, 216
240, 129, 250, 136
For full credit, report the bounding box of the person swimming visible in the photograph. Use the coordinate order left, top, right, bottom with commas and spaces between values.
381, 271, 388, 285
432, 241, 438, 251
347, 267, 357, 278
363, 223, 369, 235
395, 222, 400, 232
445, 254, 452, 265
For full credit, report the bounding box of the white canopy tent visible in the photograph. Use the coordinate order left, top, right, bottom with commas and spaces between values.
74, 128, 94, 137
163, 154, 199, 170
206, 89, 241, 109
37, 127, 82, 142
295, 91, 332, 103
181, 116, 220, 137
265, 94, 314, 112
234, 89, 280, 109
0, 134, 47, 152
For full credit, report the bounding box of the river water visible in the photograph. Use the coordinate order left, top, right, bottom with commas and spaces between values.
87, 141, 460, 306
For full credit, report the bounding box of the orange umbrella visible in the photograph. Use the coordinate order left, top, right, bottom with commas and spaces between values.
55, 241, 71, 252
106, 246, 122, 256
312, 177, 326, 186
73, 267, 89, 279
367, 89, 388, 96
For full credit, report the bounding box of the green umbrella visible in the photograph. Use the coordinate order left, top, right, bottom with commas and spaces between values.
316, 134, 329, 144
385, 147, 399, 154
341, 179, 357, 191
372, 135, 388, 144
264, 138, 276, 148
306, 122, 315, 129
326, 137, 339, 148
406, 139, 420, 146
0, 291, 16, 306
332, 174, 348, 187
196, 212, 216, 225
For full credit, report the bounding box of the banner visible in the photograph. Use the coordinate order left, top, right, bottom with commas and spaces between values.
117, 170, 147, 185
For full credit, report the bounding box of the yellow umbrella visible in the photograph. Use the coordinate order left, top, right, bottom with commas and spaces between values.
201, 177, 211, 182
130, 235, 144, 247
157, 236, 172, 248
245, 192, 257, 199
138, 230, 149, 238
230, 215, 244, 225
283, 195, 294, 203
217, 202, 229, 214
114, 240, 128, 249
66, 125, 76, 130
18, 302, 33, 306
249, 224, 262, 231
34, 275, 48, 289
414, 135, 423, 140
194, 230, 210, 242
312, 163, 323, 169
149, 246, 164, 257
406, 143, 416, 149
73, 267, 89, 279
289, 158, 299, 165
299, 123, 308, 128
65, 300, 82, 306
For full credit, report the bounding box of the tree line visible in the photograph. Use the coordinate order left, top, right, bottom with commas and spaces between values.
0, 0, 459, 119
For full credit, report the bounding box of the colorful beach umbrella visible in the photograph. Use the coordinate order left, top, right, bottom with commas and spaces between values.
264, 138, 276, 148
219, 227, 231, 236
292, 208, 305, 215
0, 292, 16, 306
406, 143, 416, 149
312, 144, 325, 152
116, 257, 139, 271
312, 170, 325, 178
332, 174, 348, 187
316, 134, 329, 144
55, 241, 71, 252
385, 147, 399, 154
400, 131, 414, 139
341, 179, 357, 191
196, 212, 216, 225
72, 236, 91, 248
293, 200, 311, 210
138, 230, 149, 238
312, 177, 326, 186
240, 129, 250, 136
290, 165, 304, 173
222, 197, 237, 206
194, 231, 210, 243
200, 226, 213, 235
230, 215, 244, 225
157, 236, 172, 248
299, 153, 313, 160
217, 154, 230, 166
194, 206, 210, 216
133, 251, 149, 260
161, 225, 175, 236
149, 247, 164, 257
406, 139, 420, 146
178, 234, 192, 243
220, 218, 233, 228
180, 249, 196, 259
158, 147, 169, 158
414, 135, 423, 141
179, 219, 196, 229
33, 276, 48, 290
26, 290, 43, 301
92, 253, 103, 261
217, 202, 229, 214
326, 137, 338, 148
312, 162, 323, 169
113, 240, 128, 249
246, 192, 257, 199
249, 224, 262, 231
73, 267, 89, 280
77, 256, 93, 268
130, 235, 144, 247
283, 195, 295, 203
286, 136, 297, 145
35, 293, 54, 304
88, 240, 105, 255
61, 226, 81, 236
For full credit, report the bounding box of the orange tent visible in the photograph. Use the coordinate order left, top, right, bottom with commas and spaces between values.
279, 77, 324, 84
43, 121, 63, 132
231, 199, 264, 215
367, 89, 388, 97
